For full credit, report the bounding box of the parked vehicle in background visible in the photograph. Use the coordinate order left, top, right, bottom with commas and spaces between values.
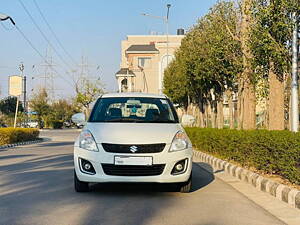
72, 113, 86, 129
63, 121, 72, 128
75, 122, 84, 129
25, 120, 39, 128
73, 92, 193, 193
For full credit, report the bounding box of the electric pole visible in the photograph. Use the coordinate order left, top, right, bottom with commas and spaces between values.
19, 62, 27, 125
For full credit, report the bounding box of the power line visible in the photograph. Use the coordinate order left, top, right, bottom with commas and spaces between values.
0, 21, 14, 30
1, 13, 74, 93
14, 24, 74, 88
18, 0, 73, 71
32, 0, 78, 66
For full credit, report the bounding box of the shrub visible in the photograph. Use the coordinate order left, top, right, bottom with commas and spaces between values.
0, 128, 39, 145
48, 120, 63, 129
185, 128, 300, 185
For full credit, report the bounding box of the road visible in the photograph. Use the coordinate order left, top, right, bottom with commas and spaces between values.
0, 129, 286, 225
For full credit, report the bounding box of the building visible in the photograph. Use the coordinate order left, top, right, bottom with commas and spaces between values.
115, 30, 185, 94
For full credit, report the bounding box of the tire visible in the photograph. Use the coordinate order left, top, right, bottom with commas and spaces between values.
179, 173, 192, 193
74, 171, 89, 192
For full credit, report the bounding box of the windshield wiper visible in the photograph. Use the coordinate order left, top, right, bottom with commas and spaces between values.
147, 119, 175, 123
101, 118, 175, 123
104, 118, 143, 123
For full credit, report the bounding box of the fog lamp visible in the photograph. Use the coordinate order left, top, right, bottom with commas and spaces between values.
84, 163, 92, 170
175, 164, 184, 171
79, 158, 96, 175
171, 159, 188, 175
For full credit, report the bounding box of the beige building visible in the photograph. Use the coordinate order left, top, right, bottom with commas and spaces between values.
116, 32, 185, 94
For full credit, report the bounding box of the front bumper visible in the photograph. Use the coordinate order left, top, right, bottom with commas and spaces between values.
74, 144, 193, 184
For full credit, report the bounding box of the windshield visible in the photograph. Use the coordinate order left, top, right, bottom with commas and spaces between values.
89, 97, 179, 123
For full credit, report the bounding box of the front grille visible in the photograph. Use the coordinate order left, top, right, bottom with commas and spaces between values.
102, 143, 166, 154
102, 164, 165, 176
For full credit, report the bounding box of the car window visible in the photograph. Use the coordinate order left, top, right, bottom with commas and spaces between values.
89, 97, 179, 123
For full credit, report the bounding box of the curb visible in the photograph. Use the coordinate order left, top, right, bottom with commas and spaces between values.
193, 150, 300, 210
0, 138, 45, 150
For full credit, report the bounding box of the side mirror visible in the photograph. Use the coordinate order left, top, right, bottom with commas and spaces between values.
71, 113, 86, 125
181, 114, 195, 127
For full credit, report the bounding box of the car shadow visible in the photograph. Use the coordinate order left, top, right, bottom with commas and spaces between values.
0, 152, 215, 225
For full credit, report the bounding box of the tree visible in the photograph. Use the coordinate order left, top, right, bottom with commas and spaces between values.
0, 96, 24, 126
29, 88, 51, 128
164, 54, 190, 111
164, 0, 299, 130
164, 1, 242, 128
0, 96, 23, 115
75, 78, 105, 116
196, 1, 242, 128
237, 0, 257, 130
250, 0, 299, 130
50, 99, 80, 122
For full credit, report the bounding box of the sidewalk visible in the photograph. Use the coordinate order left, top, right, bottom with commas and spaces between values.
193, 151, 300, 225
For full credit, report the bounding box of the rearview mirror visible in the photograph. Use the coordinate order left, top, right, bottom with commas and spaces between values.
181, 114, 195, 127
71, 113, 86, 125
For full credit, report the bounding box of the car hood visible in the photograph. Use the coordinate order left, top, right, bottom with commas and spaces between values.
86, 122, 183, 144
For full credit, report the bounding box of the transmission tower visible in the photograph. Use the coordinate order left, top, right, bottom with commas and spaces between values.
77, 54, 98, 91
39, 47, 56, 100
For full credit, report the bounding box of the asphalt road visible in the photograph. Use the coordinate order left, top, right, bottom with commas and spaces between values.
0, 129, 286, 225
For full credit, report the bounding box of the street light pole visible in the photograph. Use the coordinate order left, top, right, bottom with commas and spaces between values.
291, 12, 299, 132
166, 4, 171, 67
141, 4, 171, 95
1, 15, 29, 127
1, 13, 18, 128
0, 13, 15, 25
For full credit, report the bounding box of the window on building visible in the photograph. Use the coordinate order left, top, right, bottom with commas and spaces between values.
138, 57, 151, 69
121, 78, 128, 92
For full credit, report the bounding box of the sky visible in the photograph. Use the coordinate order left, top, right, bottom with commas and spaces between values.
0, 0, 218, 100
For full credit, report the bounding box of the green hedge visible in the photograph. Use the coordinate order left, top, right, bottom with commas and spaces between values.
0, 128, 39, 146
185, 128, 300, 185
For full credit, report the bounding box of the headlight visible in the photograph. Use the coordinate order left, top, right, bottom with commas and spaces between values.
79, 130, 98, 152
169, 131, 191, 152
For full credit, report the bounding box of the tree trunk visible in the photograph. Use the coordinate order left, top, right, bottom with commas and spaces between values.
211, 101, 217, 128
237, 88, 243, 129
217, 100, 224, 129
204, 103, 209, 127
239, 0, 256, 130
199, 108, 205, 128
197, 100, 205, 128
228, 93, 234, 129
241, 80, 256, 129
268, 64, 285, 130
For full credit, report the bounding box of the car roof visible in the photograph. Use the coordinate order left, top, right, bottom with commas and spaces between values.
101, 92, 168, 99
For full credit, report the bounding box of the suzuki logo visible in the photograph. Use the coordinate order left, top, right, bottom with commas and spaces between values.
130, 145, 138, 153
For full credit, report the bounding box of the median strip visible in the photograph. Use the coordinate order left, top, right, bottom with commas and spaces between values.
0, 138, 46, 150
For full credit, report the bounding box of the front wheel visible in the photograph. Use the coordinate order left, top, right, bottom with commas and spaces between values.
74, 171, 89, 192
178, 173, 192, 193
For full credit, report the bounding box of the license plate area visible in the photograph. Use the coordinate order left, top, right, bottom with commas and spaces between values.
114, 156, 153, 166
